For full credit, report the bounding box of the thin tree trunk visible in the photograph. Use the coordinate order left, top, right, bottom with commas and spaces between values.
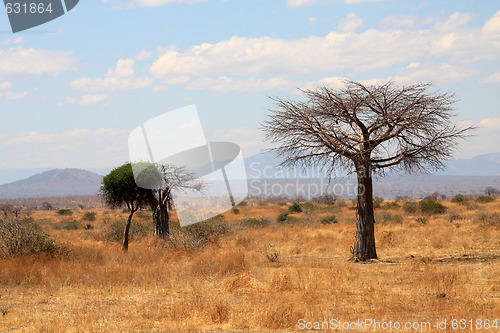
123, 210, 135, 251
352, 164, 377, 261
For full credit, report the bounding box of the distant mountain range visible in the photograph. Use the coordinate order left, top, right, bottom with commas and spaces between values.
245, 151, 500, 177
0, 169, 102, 199
0, 151, 498, 199
437, 152, 500, 176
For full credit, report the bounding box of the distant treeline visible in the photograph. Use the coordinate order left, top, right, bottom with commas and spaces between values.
0, 195, 104, 211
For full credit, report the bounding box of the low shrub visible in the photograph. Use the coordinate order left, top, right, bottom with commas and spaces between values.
82, 211, 96, 221
476, 212, 500, 227
241, 217, 271, 228
278, 202, 288, 206
61, 220, 81, 230
447, 209, 463, 222
464, 201, 479, 210
231, 207, 240, 214
451, 194, 468, 204
320, 215, 338, 224
288, 202, 302, 213
262, 243, 280, 263
300, 202, 314, 212
237, 200, 248, 207
276, 211, 300, 224
376, 212, 403, 224
57, 209, 73, 216
419, 198, 446, 214
381, 202, 400, 210
416, 217, 428, 224
277, 211, 289, 223
373, 198, 384, 209
0, 217, 62, 258
183, 215, 230, 246
402, 201, 418, 213
336, 200, 347, 207
476, 196, 494, 203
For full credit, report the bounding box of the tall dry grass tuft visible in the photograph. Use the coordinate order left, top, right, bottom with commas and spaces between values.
261, 300, 305, 329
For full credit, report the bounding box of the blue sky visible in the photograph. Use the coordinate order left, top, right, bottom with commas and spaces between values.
0, 0, 499, 170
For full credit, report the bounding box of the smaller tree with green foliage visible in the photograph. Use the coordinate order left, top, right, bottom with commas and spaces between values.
100, 163, 154, 251
419, 197, 446, 214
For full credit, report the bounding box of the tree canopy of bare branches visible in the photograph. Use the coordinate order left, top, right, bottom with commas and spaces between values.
263, 81, 473, 261
139, 163, 203, 236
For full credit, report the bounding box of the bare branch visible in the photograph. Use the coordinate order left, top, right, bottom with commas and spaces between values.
263, 81, 474, 175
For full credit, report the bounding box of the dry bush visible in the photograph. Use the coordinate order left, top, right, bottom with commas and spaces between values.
0, 217, 62, 259
239, 216, 271, 228
476, 211, 500, 227
182, 215, 230, 248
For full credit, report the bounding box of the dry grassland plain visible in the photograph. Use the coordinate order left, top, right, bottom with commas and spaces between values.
0, 199, 499, 332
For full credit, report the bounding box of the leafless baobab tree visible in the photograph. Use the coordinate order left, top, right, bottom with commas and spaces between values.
147, 164, 203, 237
263, 81, 474, 261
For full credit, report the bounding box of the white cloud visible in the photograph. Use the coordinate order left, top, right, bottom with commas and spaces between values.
286, 0, 386, 7
0, 128, 130, 168
287, 0, 316, 7
434, 12, 474, 32
187, 76, 297, 93
344, 0, 384, 3
70, 57, 152, 93
299, 76, 347, 92
71, 77, 153, 92
133, 0, 206, 7
0, 81, 28, 100
455, 118, 500, 158
479, 118, 500, 129
64, 129, 90, 137
391, 63, 478, 84
152, 85, 170, 92
150, 32, 424, 79
0, 91, 28, 100
381, 15, 436, 29
149, 11, 500, 89
208, 127, 264, 156
66, 94, 108, 106
0, 47, 76, 80
106, 58, 135, 77
0, 82, 12, 90
163, 75, 190, 85
482, 10, 500, 35
480, 72, 500, 83
2, 37, 24, 46
136, 50, 153, 61
6, 131, 55, 146
337, 13, 363, 32
80, 94, 108, 106
309, 17, 319, 25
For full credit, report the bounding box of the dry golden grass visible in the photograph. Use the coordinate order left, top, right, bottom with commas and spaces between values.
0, 200, 499, 332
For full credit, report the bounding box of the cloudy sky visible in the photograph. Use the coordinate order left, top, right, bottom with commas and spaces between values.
0, 0, 499, 170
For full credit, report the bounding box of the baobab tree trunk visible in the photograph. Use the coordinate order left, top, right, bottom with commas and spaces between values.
123, 210, 136, 251
352, 164, 377, 261
153, 201, 170, 237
